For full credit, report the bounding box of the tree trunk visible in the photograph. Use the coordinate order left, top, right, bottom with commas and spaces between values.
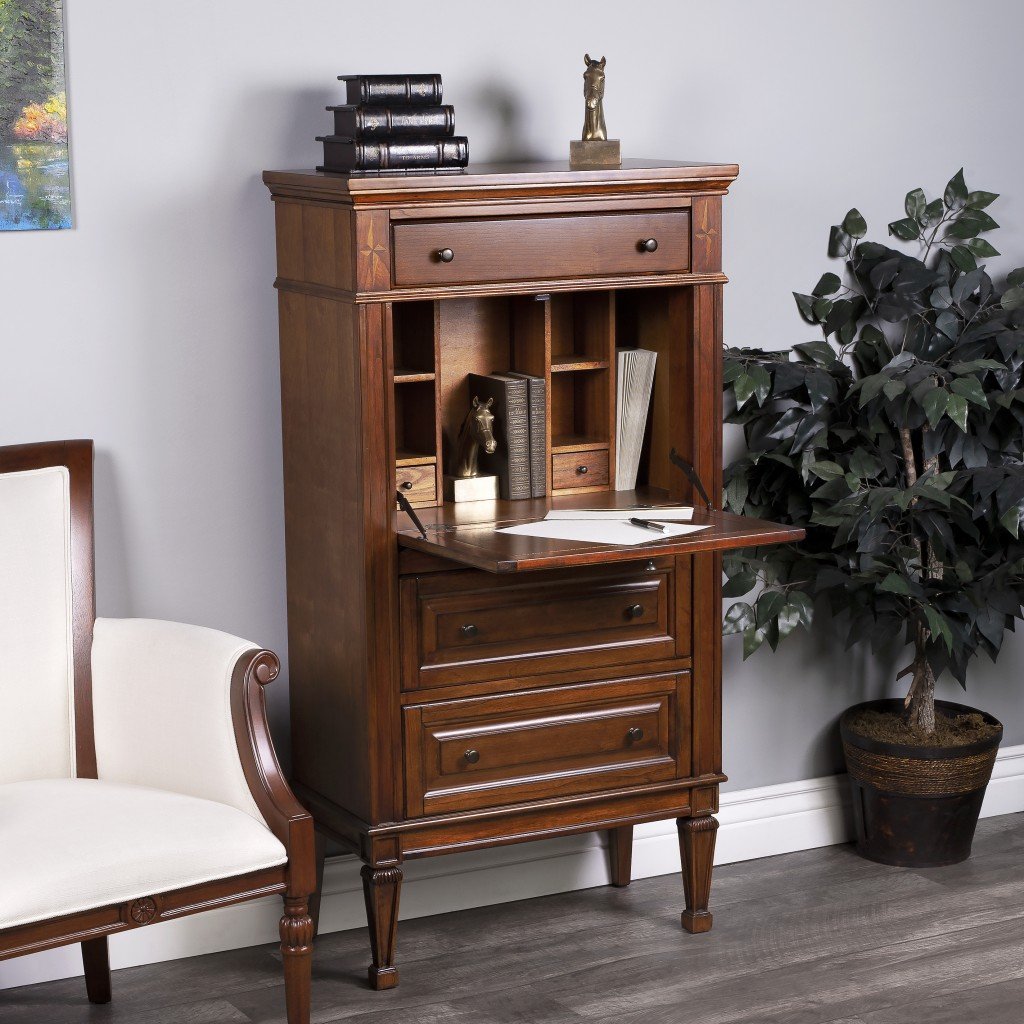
904, 625, 936, 734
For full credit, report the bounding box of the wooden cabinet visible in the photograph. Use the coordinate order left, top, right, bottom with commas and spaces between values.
263, 159, 803, 990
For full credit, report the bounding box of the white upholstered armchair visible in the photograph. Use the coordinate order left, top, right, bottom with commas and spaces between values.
0, 441, 315, 1023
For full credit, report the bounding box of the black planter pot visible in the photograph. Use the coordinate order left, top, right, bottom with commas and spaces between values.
840, 699, 1002, 868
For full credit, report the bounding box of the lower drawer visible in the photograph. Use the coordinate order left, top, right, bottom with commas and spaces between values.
403, 672, 690, 816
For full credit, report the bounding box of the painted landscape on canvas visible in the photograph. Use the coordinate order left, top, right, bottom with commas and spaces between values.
0, 0, 71, 230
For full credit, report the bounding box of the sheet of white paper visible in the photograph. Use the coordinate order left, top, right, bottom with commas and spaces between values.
544, 506, 695, 522
497, 519, 711, 546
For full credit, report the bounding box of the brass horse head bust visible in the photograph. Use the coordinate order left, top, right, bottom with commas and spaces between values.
582, 54, 607, 142
454, 396, 496, 478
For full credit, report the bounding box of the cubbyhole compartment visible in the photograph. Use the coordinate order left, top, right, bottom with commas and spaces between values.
392, 301, 437, 381
550, 291, 614, 372
394, 379, 438, 465
550, 370, 612, 453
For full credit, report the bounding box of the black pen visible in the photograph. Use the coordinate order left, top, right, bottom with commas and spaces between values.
629, 517, 668, 533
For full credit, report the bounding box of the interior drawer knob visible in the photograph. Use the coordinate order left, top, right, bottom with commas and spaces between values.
464, 749, 480, 764
460, 623, 479, 638
627, 603, 644, 619
400, 480, 414, 490
638, 237, 659, 253
576, 464, 589, 475
627, 727, 644, 743
436, 247, 455, 263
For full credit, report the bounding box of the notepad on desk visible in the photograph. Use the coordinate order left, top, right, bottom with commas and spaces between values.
497, 515, 710, 547
544, 505, 695, 522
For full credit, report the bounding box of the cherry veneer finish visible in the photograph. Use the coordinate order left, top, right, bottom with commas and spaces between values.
0, 441, 316, 1024
263, 159, 803, 990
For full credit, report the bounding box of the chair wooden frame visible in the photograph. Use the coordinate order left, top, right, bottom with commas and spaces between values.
0, 440, 316, 1023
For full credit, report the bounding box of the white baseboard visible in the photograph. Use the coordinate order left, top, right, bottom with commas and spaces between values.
4, 744, 1022, 992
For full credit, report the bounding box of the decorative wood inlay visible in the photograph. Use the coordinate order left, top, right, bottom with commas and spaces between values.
128, 898, 157, 925
691, 197, 722, 273
357, 211, 391, 291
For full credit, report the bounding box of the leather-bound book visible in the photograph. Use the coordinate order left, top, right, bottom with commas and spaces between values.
327, 104, 456, 139
466, 373, 531, 501
317, 136, 469, 172
338, 74, 443, 106
506, 372, 547, 498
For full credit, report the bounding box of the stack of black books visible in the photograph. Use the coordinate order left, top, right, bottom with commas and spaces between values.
317, 74, 469, 173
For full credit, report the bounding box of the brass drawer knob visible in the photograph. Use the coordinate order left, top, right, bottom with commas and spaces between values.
638, 238, 659, 253
627, 727, 644, 742
627, 603, 644, 619
464, 749, 480, 764
437, 247, 455, 263
400, 480, 414, 490
576, 464, 589, 475
461, 623, 479, 638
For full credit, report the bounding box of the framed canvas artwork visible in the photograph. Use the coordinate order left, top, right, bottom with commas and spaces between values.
0, 0, 71, 230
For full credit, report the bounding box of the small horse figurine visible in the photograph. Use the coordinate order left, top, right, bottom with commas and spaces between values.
582, 54, 607, 141
453, 396, 496, 478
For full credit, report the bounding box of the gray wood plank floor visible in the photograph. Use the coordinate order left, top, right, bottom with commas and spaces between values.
3, 814, 1023, 1024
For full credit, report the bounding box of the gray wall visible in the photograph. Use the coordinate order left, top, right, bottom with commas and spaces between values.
4, 0, 1023, 792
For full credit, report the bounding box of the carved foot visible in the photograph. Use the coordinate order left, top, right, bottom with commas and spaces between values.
677, 815, 718, 933
608, 825, 633, 887
362, 864, 402, 990
280, 896, 314, 1024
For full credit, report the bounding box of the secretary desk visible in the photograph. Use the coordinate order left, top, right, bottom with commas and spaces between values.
263, 159, 802, 989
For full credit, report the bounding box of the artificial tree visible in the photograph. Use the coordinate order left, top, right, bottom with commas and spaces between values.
722, 170, 1024, 735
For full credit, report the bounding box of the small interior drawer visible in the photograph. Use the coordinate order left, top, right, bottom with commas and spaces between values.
401, 558, 689, 690
404, 672, 690, 816
395, 463, 436, 507
552, 448, 610, 491
391, 209, 691, 288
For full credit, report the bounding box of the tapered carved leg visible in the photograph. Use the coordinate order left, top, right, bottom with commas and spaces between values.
81, 936, 111, 1004
280, 895, 314, 1024
608, 825, 633, 887
361, 864, 402, 990
677, 815, 718, 933
309, 830, 328, 937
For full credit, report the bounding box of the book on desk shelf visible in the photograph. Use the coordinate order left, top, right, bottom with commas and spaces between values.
615, 348, 658, 491
505, 372, 547, 498
317, 135, 469, 172
338, 74, 443, 106
327, 104, 456, 139
467, 373, 531, 500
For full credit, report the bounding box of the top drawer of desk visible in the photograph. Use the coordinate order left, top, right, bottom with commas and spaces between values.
391, 209, 690, 287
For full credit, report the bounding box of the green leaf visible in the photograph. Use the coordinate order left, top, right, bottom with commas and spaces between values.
947, 393, 969, 431
843, 208, 868, 239
755, 590, 787, 627
726, 474, 749, 512
733, 372, 756, 407
812, 272, 842, 297
949, 245, 977, 272
966, 238, 1000, 258
743, 626, 767, 659
883, 379, 906, 401
1002, 286, 1024, 311
888, 217, 920, 241
921, 198, 944, 228
1008, 268, 1024, 288
950, 376, 989, 407
930, 285, 953, 309
905, 188, 927, 219
794, 292, 818, 323
808, 460, 845, 480
935, 310, 959, 339
944, 168, 968, 211
748, 364, 772, 406
955, 560, 973, 583
786, 592, 814, 629
723, 571, 756, 598
921, 387, 949, 426
923, 605, 954, 652
723, 602, 755, 635
828, 225, 852, 258
879, 573, 911, 595
966, 190, 998, 210
777, 602, 802, 640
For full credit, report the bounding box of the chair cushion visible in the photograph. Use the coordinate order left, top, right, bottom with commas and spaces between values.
0, 779, 287, 930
